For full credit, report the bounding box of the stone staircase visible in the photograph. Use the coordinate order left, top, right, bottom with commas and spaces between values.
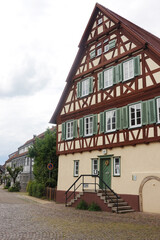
97, 190, 134, 213
66, 190, 134, 214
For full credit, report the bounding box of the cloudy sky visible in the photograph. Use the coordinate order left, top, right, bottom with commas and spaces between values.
0, 0, 159, 165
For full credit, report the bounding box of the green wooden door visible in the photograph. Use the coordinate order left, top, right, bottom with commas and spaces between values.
100, 158, 111, 189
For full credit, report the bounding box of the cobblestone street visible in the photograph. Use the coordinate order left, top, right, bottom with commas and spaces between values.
0, 188, 160, 240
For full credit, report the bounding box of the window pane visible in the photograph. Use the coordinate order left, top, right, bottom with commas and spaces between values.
106, 110, 116, 132
66, 121, 74, 139
114, 157, 120, 176
123, 59, 134, 81
104, 68, 113, 88
85, 116, 93, 136
82, 78, 89, 96
129, 103, 141, 128
92, 159, 98, 175
74, 161, 79, 176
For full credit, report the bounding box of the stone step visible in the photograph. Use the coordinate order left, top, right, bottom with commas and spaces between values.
112, 205, 132, 211
117, 209, 135, 214
108, 202, 128, 207
107, 198, 124, 203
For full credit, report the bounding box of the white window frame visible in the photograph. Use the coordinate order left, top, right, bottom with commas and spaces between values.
66, 121, 74, 140
129, 103, 142, 128
74, 160, 79, 177
103, 68, 113, 88
84, 116, 93, 136
113, 157, 120, 176
123, 59, 134, 81
81, 78, 89, 97
105, 110, 116, 132
97, 48, 102, 56
104, 44, 109, 53
156, 98, 160, 123
92, 159, 98, 175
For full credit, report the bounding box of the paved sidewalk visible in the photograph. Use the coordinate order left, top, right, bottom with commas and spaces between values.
0, 188, 160, 240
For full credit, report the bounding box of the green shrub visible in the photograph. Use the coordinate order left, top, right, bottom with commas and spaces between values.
26, 180, 32, 192
36, 183, 45, 198
28, 181, 33, 196
32, 181, 37, 197
8, 181, 21, 192
88, 202, 101, 211
5, 180, 11, 189
76, 200, 88, 210
46, 178, 57, 188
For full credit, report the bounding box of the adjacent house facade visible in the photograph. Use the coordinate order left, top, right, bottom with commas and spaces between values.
50, 3, 160, 213
5, 128, 55, 190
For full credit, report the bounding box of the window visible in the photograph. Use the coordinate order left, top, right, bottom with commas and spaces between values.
77, 77, 93, 98
113, 157, 120, 176
92, 159, 98, 175
66, 121, 74, 140
104, 38, 109, 43
106, 110, 116, 132
82, 78, 89, 97
129, 103, 141, 128
123, 59, 134, 81
90, 50, 96, 59
62, 120, 77, 140
104, 68, 113, 88
74, 161, 79, 177
98, 18, 102, 25
97, 48, 102, 56
104, 44, 109, 53
84, 116, 93, 136
157, 98, 160, 123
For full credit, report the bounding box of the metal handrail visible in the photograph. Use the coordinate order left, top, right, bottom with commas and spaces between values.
65, 174, 119, 213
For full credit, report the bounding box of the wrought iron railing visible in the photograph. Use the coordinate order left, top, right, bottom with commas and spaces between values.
65, 174, 119, 213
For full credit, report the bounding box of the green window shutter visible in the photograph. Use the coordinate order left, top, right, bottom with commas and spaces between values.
73, 120, 77, 138
98, 72, 103, 90
119, 63, 123, 82
114, 64, 122, 84
134, 56, 140, 76
77, 82, 81, 98
100, 112, 104, 133
142, 101, 148, 125
79, 118, 84, 137
113, 67, 116, 85
148, 99, 156, 124
109, 39, 116, 49
116, 108, 122, 130
121, 106, 128, 129
93, 114, 98, 135
89, 77, 93, 94
61, 122, 66, 140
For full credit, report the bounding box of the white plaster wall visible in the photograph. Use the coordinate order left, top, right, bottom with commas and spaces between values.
57, 143, 160, 196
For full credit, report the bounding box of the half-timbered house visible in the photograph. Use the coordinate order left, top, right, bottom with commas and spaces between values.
50, 3, 160, 213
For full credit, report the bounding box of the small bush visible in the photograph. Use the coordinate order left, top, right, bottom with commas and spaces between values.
32, 182, 37, 197
5, 180, 11, 189
8, 181, 21, 192
76, 200, 88, 210
46, 178, 57, 188
26, 181, 33, 196
36, 183, 45, 198
88, 202, 101, 211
